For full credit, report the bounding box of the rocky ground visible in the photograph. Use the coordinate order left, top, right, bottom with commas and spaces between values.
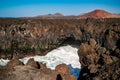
0, 18, 120, 80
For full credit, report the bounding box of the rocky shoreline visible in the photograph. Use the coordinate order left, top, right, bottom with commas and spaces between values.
0, 18, 120, 80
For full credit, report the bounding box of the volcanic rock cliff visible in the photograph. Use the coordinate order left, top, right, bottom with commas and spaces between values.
0, 18, 120, 58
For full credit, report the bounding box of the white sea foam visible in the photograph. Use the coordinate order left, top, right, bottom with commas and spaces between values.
0, 59, 10, 66
0, 45, 81, 70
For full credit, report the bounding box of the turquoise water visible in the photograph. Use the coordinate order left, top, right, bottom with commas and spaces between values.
68, 64, 81, 79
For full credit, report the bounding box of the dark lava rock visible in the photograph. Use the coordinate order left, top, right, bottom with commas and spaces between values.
78, 39, 120, 80
0, 18, 120, 59
0, 18, 120, 80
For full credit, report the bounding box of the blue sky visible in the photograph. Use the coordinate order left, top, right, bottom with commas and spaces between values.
0, 0, 120, 17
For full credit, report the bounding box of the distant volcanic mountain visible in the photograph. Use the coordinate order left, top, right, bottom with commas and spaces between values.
53, 13, 64, 16
35, 13, 64, 19
33, 10, 120, 19
78, 9, 120, 18
35, 13, 78, 19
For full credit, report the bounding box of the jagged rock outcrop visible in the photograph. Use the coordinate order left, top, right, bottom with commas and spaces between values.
78, 38, 120, 80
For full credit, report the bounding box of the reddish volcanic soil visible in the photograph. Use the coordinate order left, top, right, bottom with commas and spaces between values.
78, 10, 120, 18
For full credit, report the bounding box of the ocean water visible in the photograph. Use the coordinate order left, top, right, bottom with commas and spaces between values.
68, 64, 81, 79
